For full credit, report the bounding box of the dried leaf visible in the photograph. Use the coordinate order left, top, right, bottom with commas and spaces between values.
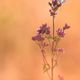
43, 63, 50, 72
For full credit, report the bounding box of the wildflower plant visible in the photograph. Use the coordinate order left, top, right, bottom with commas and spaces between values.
32, 0, 70, 80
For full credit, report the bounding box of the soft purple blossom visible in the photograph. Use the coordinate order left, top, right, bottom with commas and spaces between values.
63, 24, 70, 30
48, 0, 64, 16
49, 9, 56, 16
52, 0, 57, 6
56, 28, 65, 37
52, 0, 62, 7
57, 3, 62, 7
32, 34, 44, 41
37, 24, 50, 34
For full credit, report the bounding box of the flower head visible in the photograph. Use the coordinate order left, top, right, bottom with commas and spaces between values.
56, 28, 65, 37
32, 34, 44, 41
48, 0, 65, 13
52, 0, 57, 6
63, 24, 70, 30
49, 9, 56, 16
52, 0, 63, 8
37, 24, 50, 34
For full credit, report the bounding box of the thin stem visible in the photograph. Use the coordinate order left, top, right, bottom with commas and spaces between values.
41, 50, 51, 80
38, 43, 51, 79
42, 51, 51, 80
41, 49, 49, 65
53, 15, 55, 38
51, 15, 55, 80
51, 57, 54, 80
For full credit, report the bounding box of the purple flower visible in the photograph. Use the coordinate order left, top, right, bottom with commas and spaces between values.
49, 9, 56, 16
63, 24, 70, 30
51, 0, 62, 13
52, 0, 57, 6
32, 34, 44, 41
56, 28, 65, 37
37, 24, 50, 34
48, 0, 64, 16
52, 0, 63, 7
52, 0, 65, 5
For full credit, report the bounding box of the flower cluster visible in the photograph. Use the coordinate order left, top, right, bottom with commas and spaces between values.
49, 0, 65, 16
32, 34, 44, 41
56, 28, 65, 37
37, 24, 50, 34
56, 24, 70, 37
32, 24, 50, 41
63, 23, 70, 30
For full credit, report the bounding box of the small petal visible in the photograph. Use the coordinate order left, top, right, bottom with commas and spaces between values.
49, 9, 56, 16
37, 24, 50, 34
52, 0, 57, 6
56, 28, 65, 37
63, 24, 70, 30
32, 35, 44, 41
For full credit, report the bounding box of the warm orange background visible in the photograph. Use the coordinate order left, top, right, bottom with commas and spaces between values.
0, 0, 80, 80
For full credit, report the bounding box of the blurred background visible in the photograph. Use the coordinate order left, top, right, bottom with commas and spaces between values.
0, 0, 80, 80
